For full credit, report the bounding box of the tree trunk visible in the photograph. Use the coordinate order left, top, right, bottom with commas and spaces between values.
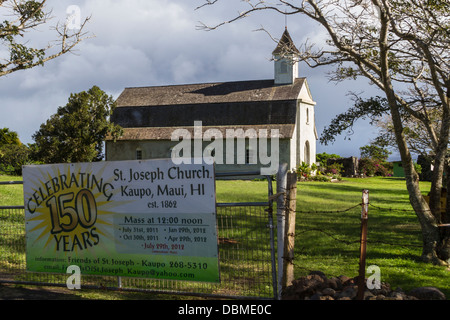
377, 8, 447, 265
447, 160, 450, 223
437, 159, 450, 261
429, 109, 450, 221
397, 133, 443, 264
391, 108, 447, 265
383, 77, 445, 265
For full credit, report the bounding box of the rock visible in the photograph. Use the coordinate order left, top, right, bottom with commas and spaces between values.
281, 271, 446, 301
336, 285, 357, 300
322, 287, 336, 297
310, 293, 323, 300
284, 273, 328, 299
369, 282, 390, 296
327, 277, 340, 290
337, 275, 351, 285
342, 276, 357, 287
363, 290, 376, 300
408, 287, 446, 300
389, 292, 404, 300
309, 270, 327, 279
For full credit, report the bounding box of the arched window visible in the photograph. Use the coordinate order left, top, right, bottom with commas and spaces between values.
304, 141, 310, 165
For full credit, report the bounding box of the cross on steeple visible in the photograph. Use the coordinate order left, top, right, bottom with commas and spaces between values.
272, 29, 300, 85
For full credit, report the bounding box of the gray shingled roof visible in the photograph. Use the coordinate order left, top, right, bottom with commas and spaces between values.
109, 78, 307, 141
272, 29, 300, 56
116, 78, 306, 107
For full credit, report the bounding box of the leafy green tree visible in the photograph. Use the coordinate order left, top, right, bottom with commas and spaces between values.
0, 128, 21, 146
32, 86, 123, 163
0, 128, 29, 174
316, 152, 341, 167
320, 96, 390, 146
360, 144, 391, 162
358, 142, 393, 177
0, 1, 91, 77
0, 144, 30, 175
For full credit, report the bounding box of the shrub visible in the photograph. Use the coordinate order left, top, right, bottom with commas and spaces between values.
296, 161, 343, 182
311, 175, 331, 182
296, 162, 312, 180
316, 152, 341, 167
325, 162, 344, 176
359, 158, 393, 177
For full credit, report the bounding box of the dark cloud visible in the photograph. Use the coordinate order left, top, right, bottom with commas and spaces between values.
0, 0, 378, 158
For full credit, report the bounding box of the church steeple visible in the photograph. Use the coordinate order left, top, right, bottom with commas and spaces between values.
272, 29, 300, 85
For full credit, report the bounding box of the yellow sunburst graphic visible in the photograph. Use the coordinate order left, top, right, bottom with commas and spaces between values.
24, 163, 122, 259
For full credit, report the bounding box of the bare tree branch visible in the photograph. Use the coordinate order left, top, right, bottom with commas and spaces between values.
0, 1, 93, 77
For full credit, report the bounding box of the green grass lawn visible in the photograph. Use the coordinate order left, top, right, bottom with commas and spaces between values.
217, 176, 449, 298
0, 175, 23, 206
1, 174, 449, 299
291, 177, 449, 295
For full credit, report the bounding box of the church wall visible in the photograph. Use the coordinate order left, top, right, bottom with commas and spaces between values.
297, 101, 317, 166
105, 138, 292, 175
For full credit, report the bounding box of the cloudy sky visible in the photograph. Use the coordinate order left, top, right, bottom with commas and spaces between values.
0, 0, 392, 159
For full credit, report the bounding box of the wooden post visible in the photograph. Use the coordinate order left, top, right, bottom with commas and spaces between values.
276, 163, 288, 299
357, 189, 369, 300
282, 171, 297, 293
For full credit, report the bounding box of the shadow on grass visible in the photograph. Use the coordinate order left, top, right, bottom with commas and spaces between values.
0, 283, 85, 300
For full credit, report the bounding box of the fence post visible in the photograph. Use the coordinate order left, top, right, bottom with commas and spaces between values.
357, 189, 369, 300
276, 163, 288, 299
282, 171, 297, 294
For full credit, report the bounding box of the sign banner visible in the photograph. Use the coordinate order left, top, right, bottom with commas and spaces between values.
23, 159, 219, 282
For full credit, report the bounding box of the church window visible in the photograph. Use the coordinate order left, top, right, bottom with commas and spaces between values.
136, 148, 142, 160
245, 148, 256, 164
304, 141, 310, 165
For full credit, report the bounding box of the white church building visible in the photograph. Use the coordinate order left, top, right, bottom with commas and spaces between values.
105, 29, 318, 174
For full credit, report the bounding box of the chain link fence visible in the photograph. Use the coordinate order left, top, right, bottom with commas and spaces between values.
0, 174, 279, 299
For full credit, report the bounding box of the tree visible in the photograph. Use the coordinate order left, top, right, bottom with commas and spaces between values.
0, 128, 21, 146
0, 144, 30, 175
320, 96, 390, 146
0, 128, 29, 174
321, 95, 444, 158
360, 143, 391, 162
316, 152, 341, 167
198, 0, 450, 265
359, 141, 393, 177
0, 1, 91, 77
32, 86, 123, 164
375, 109, 445, 158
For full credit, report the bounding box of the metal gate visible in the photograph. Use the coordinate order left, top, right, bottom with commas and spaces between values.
0, 172, 278, 299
